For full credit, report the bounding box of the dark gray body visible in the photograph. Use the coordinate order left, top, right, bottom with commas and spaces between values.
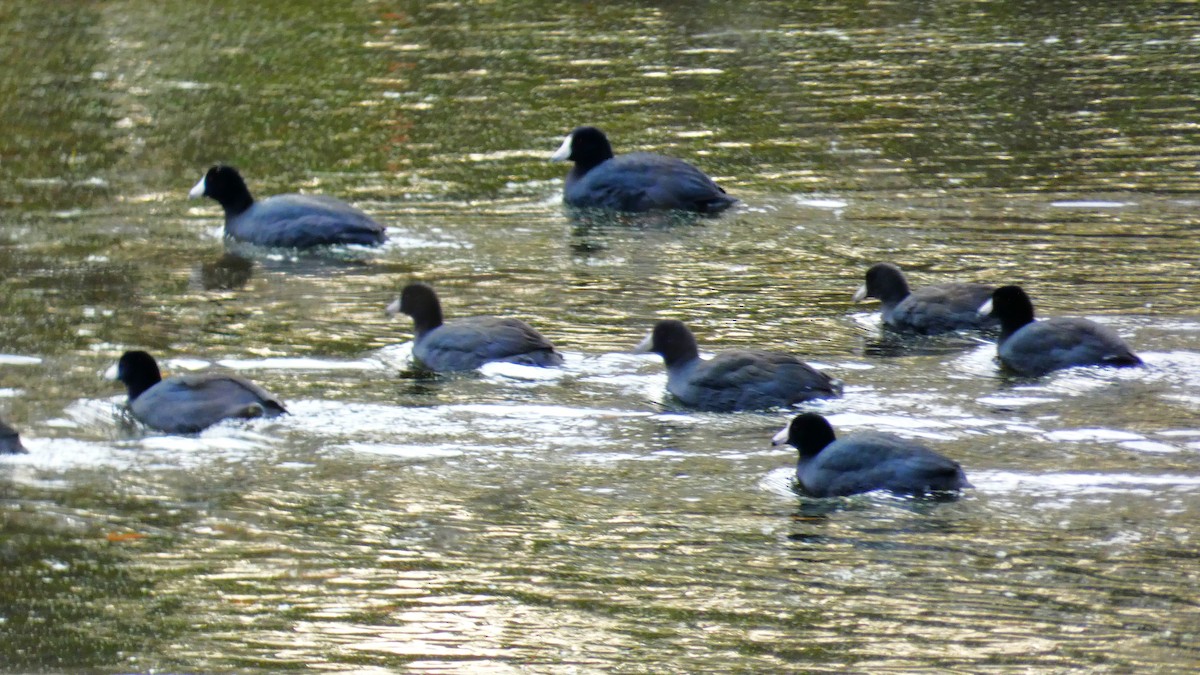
130, 373, 287, 434
998, 317, 1142, 376
797, 432, 969, 497
413, 317, 564, 372
664, 350, 841, 412
0, 418, 26, 454
225, 194, 386, 249
565, 153, 736, 214
884, 283, 998, 334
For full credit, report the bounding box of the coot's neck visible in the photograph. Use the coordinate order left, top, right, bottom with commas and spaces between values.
795, 431, 835, 463
997, 309, 1035, 342
123, 369, 162, 402
877, 278, 911, 307
660, 333, 700, 370
216, 177, 255, 218
221, 194, 254, 218
408, 303, 444, 340
567, 164, 595, 185
222, 197, 254, 218
572, 142, 615, 177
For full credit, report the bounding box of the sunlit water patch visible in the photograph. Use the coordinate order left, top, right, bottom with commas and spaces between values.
975, 470, 1200, 496
794, 195, 850, 210
331, 442, 465, 461
217, 356, 386, 372
1048, 200, 1136, 209
280, 399, 653, 452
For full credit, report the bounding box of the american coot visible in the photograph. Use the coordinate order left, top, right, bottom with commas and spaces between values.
773, 413, 970, 497
634, 320, 842, 412
853, 262, 997, 334
1, 418, 26, 455
116, 350, 287, 434
387, 283, 564, 372
980, 285, 1143, 376
188, 165, 387, 249
549, 126, 737, 214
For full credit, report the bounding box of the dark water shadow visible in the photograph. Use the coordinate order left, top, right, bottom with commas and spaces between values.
566, 206, 716, 229
987, 361, 1151, 391
394, 365, 451, 382
390, 376, 449, 402
191, 251, 255, 291
784, 490, 971, 551
190, 242, 386, 290
859, 330, 995, 358
225, 239, 379, 267
790, 488, 967, 514
567, 209, 713, 258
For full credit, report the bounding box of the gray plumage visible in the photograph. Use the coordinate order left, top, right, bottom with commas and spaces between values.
636, 320, 841, 412
854, 262, 996, 335
116, 351, 287, 434
551, 126, 736, 214
1, 418, 26, 455
190, 165, 386, 249
390, 283, 564, 372
983, 285, 1142, 376
774, 413, 970, 497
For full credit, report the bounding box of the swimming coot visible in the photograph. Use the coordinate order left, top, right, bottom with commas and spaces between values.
980, 285, 1143, 376
189, 165, 386, 249
0, 418, 26, 454
387, 283, 564, 372
549, 126, 737, 214
773, 413, 970, 497
853, 262, 997, 334
116, 350, 287, 434
635, 319, 841, 412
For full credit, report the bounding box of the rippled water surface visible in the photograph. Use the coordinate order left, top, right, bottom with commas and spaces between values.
2, 1, 1200, 672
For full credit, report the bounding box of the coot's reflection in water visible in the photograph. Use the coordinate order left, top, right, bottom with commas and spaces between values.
193, 252, 255, 291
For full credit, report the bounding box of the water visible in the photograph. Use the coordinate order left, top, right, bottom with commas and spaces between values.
2, 0, 1200, 671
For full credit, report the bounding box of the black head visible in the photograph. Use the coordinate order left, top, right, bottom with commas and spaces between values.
984, 285, 1036, 336
116, 350, 164, 401
394, 282, 444, 335
855, 263, 910, 304
189, 165, 254, 215
635, 319, 700, 367
550, 126, 616, 169
772, 412, 838, 459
